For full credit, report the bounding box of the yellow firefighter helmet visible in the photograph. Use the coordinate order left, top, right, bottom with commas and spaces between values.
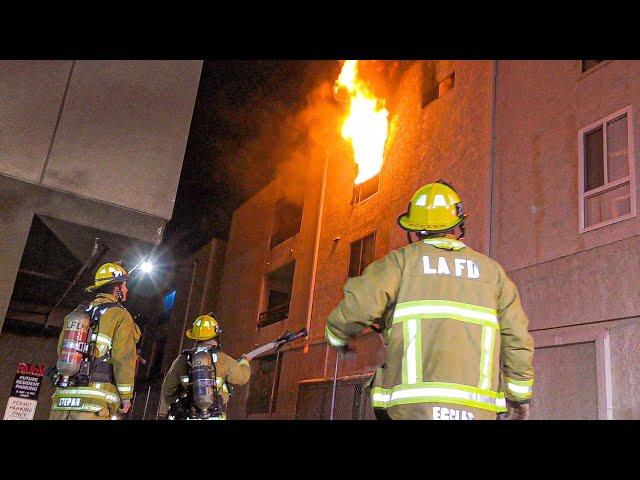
86, 262, 130, 292
186, 314, 221, 341
397, 181, 466, 234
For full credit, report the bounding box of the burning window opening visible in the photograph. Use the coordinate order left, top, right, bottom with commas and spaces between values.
352, 173, 380, 204
334, 60, 389, 186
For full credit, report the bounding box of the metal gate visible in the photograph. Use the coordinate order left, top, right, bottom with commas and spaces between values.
295, 373, 376, 420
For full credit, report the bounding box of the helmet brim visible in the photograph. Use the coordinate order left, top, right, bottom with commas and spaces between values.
185, 329, 216, 341
398, 213, 420, 232
397, 212, 463, 233
85, 275, 130, 292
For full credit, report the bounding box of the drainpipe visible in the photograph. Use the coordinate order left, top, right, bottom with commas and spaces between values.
487, 60, 498, 258
305, 152, 329, 353
178, 260, 198, 353
199, 244, 216, 314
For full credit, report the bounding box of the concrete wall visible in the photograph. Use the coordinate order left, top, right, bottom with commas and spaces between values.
493, 60, 640, 272
0, 60, 202, 331
0, 60, 202, 220
0, 175, 167, 330
493, 60, 640, 418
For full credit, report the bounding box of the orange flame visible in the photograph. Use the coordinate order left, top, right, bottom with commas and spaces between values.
335, 60, 389, 185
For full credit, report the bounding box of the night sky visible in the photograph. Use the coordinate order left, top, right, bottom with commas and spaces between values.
163, 60, 340, 259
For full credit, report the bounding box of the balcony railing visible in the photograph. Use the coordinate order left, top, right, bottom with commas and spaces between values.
258, 303, 289, 329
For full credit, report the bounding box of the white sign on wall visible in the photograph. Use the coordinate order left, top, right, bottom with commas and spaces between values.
3, 397, 38, 420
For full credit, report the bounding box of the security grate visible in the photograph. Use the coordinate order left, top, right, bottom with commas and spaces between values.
295, 373, 376, 420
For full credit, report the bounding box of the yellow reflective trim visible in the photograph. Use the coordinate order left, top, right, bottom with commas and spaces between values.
423, 238, 466, 251
372, 382, 507, 413
54, 387, 118, 403
52, 404, 103, 412
325, 325, 348, 347
393, 300, 498, 329
478, 326, 496, 390
504, 377, 534, 387
96, 334, 112, 348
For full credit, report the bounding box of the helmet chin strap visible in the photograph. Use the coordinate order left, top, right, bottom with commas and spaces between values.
407, 225, 465, 245
406, 231, 414, 245
115, 284, 123, 302
457, 220, 466, 240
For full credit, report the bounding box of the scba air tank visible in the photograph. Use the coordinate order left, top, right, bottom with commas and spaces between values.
191, 349, 217, 411
57, 309, 91, 377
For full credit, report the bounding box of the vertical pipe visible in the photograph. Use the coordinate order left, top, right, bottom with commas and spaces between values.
142, 385, 151, 420
329, 349, 340, 420
199, 246, 215, 314
487, 60, 498, 258
307, 152, 329, 350
268, 348, 282, 420
603, 330, 613, 420
128, 391, 138, 420
178, 261, 198, 353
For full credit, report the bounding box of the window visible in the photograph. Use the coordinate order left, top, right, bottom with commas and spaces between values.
159, 289, 176, 325
582, 60, 604, 73
148, 335, 167, 378
348, 232, 376, 278
352, 174, 379, 204
258, 261, 295, 328
270, 198, 303, 249
246, 354, 281, 415
579, 106, 635, 231
422, 61, 455, 108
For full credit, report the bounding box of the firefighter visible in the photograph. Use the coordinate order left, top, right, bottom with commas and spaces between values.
49, 262, 138, 420
325, 181, 534, 420
160, 314, 251, 420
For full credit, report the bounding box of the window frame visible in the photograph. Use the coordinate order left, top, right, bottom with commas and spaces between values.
352, 173, 380, 205
578, 105, 636, 233
578, 60, 611, 79
530, 325, 613, 419
347, 231, 376, 279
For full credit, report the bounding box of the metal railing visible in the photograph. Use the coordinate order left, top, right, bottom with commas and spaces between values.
258, 303, 289, 328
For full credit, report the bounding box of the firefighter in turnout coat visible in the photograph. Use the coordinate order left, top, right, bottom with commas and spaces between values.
325, 181, 535, 420
161, 314, 250, 420
50, 262, 138, 420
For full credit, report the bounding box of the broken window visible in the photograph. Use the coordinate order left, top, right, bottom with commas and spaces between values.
348, 232, 376, 278
579, 107, 635, 231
